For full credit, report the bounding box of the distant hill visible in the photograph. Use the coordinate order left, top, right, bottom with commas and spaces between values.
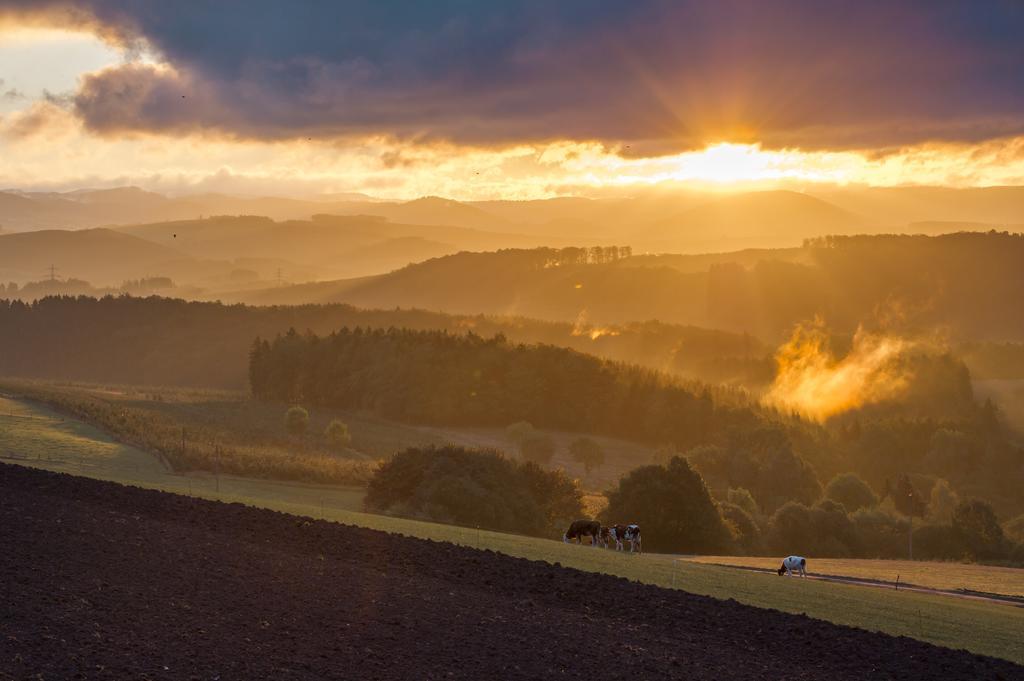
115, 213, 584, 281
0, 295, 767, 390
814, 186, 1024, 228
0, 228, 203, 285
640, 191, 865, 251
223, 233, 1024, 342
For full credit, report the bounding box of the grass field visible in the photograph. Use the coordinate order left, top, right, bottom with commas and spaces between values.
0, 379, 655, 491
2, 391, 1024, 665
0, 394, 367, 514
682, 555, 1024, 598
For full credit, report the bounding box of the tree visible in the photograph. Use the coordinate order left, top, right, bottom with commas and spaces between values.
718, 502, 761, 554
952, 499, 1004, 560
651, 444, 679, 467
1005, 513, 1024, 545
823, 473, 878, 513
726, 487, 760, 517
767, 500, 858, 557
285, 405, 309, 436
324, 419, 352, 450
505, 420, 535, 445
884, 474, 928, 518
927, 479, 959, 524
364, 445, 582, 536
883, 474, 927, 559
603, 456, 730, 553
519, 433, 556, 467
569, 437, 605, 476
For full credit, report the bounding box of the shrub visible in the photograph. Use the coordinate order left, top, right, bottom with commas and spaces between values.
285, 405, 309, 436
603, 456, 730, 554
324, 419, 352, 450
823, 472, 878, 513
364, 445, 582, 536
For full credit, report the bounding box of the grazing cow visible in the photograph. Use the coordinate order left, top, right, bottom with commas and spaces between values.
603, 524, 627, 550
563, 519, 602, 547
624, 524, 642, 553
777, 555, 807, 577
603, 524, 641, 552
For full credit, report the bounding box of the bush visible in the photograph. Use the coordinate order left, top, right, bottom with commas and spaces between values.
364, 445, 582, 536
285, 405, 309, 436
603, 456, 730, 554
519, 433, 556, 467
823, 472, 878, 513
324, 419, 351, 450
569, 437, 605, 476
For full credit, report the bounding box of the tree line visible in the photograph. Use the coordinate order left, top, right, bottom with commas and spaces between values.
248, 326, 752, 451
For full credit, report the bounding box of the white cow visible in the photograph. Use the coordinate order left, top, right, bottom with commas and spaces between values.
777, 555, 807, 577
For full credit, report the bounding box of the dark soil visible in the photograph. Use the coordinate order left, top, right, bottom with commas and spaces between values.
1, 463, 1021, 680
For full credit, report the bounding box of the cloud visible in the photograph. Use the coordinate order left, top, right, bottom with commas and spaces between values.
0, 100, 74, 138
4, 1, 1024, 151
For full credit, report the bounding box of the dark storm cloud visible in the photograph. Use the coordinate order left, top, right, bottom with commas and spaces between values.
6, 0, 1024, 150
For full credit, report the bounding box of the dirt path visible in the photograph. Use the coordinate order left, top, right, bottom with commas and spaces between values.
2, 463, 1021, 680
688, 560, 1024, 608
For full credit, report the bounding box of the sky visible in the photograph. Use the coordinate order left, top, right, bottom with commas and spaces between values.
1, 1, 1024, 199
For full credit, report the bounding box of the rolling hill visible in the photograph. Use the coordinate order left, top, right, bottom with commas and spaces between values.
0, 228, 203, 285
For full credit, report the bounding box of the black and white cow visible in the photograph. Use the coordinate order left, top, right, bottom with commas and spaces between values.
624, 524, 642, 553
603, 524, 641, 552
563, 519, 602, 547
777, 555, 807, 577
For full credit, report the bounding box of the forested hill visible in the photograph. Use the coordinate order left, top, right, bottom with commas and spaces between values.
249, 326, 741, 448
230, 232, 1024, 342
0, 295, 765, 389
250, 326, 1024, 517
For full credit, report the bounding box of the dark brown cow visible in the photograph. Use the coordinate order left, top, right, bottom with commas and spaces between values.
563, 519, 602, 547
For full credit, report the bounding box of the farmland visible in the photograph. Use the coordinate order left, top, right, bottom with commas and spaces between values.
2, 462, 1022, 679
0, 379, 656, 491
2, 393, 1023, 665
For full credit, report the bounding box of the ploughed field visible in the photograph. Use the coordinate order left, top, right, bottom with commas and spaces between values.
2, 464, 1021, 681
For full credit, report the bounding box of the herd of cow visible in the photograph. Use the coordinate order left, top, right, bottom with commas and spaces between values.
563, 519, 641, 553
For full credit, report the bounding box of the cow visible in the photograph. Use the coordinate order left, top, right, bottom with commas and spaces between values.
603, 524, 641, 552
777, 555, 807, 577
603, 524, 626, 551
624, 524, 642, 553
563, 519, 602, 547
